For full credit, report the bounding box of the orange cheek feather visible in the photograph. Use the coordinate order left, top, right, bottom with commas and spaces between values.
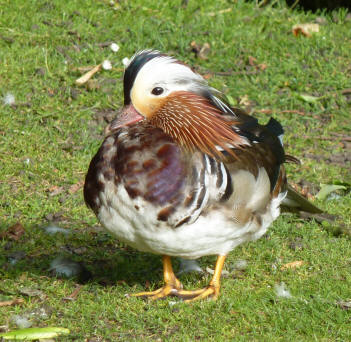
149, 91, 248, 160
131, 89, 166, 119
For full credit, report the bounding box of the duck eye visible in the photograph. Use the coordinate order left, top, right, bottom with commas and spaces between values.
151, 87, 164, 96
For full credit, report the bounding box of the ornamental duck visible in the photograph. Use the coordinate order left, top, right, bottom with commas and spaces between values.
84, 50, 318, 301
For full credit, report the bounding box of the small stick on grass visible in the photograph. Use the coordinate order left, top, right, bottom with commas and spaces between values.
0, 298, 24, 307
76, 64, 102, 85
257, 109, 306, 116
302, 135, 351, 142
62, 285, 83, 301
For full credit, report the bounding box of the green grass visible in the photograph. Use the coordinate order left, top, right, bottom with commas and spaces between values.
1, 0, 351, 340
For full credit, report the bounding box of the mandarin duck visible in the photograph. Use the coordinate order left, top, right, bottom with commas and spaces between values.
84, 50, 320, 302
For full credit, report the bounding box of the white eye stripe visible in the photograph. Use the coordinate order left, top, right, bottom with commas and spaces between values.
132, 55, 207, 105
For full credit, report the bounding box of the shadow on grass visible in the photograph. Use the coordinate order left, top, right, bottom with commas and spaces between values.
1, 221, 170, 288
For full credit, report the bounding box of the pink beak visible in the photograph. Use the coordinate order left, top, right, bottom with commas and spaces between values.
105, 105, 144, 135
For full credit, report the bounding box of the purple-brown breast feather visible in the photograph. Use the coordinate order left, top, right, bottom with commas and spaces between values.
84, 123, 188, 215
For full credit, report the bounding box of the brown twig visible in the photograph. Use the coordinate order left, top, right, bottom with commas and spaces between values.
330, 132, 351, 139
302, 135, 351, 142
256, 109, 273, 114
256, 109, 306, 116
280, 110, 306, 115
341, 88, 351, 95
75, 64, 102, 85
0, 298, 24, 307
97, 41, 113, 48
215, 70, 258, 76
62, 285, 83, 301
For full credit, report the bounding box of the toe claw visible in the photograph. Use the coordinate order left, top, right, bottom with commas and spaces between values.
183, 286, 219, 302
130, 284, 181, 300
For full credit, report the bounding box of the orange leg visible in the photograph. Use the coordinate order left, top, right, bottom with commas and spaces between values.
178, 255, 226, 302
130, 255, 183, 300
130, 255, 227, 302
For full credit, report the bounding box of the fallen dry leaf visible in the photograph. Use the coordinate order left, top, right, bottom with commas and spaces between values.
48, 185, 64, 197
316, 184, 347, 201
0, 298, 24, 307
289, 181, 315, 201
44, 212, 64, 222
258, 63, 268, 71
292, 23, 320, 37
19, 287, 45, 299
190, 41, 211, 60
336, 300, 351, 310
247, 56, 268, 71
0, 222, 25, 240
202, 73, 212, 80
198, 43, 210, 60
47, 88, 55, 97
190, 41, 198, 50
239, 94, 251, 107
68, 180, 84, 194
248, 56, 257, 66
281, 260, 305, 270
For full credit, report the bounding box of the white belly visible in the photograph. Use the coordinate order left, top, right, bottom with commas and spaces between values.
97, 183, 286, 259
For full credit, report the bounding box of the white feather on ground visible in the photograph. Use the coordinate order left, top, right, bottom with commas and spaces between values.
49, 256, 84, 278
11, 315, 32, 329
44, 224, 70, 235
3, 92, 15, 105
274, 282, 293, 298
177, 258, 203, 275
